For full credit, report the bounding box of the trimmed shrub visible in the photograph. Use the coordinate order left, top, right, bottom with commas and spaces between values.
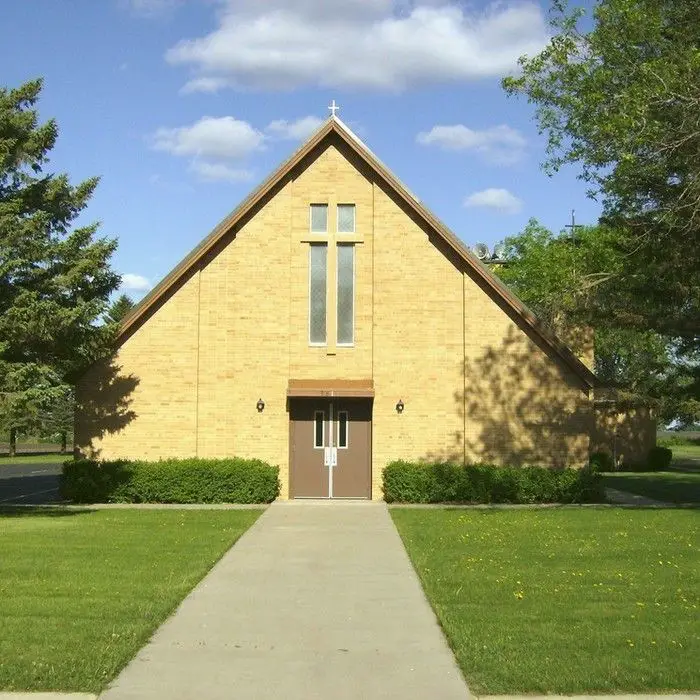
61, 457, 280, 504
382, 461, 604, 504
647, 446, 673, 471
589, 451, 615, 473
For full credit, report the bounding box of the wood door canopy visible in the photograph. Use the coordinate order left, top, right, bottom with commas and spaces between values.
287, 379, 374, 398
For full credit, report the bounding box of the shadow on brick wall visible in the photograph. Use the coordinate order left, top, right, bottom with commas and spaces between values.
74, 358, 139, 458
442, 326, 593, 467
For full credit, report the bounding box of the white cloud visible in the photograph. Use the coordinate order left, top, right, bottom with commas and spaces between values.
464, 188, 523, 214
179, 76, 229, 94
230, 0, 395, 20
189, 161, 253, 183
125, 0, 184, 17
152, 116, 264, 160
266, 116, 324, 140
165, 1, 548, 92
121, 273, 152, 292
417, 124, 527, 165
151, 113, 331, 183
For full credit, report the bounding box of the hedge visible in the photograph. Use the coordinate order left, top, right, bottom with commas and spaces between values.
647, 446, 673, 471
382, 461, 604, 504
589, 451, 615, 473
614, 446, 674, 472
61, 457, 280, 504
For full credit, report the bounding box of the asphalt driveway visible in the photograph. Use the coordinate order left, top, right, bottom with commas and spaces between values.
0, 462, 64, 505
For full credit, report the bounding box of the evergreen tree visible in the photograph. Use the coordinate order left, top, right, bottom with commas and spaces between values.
105, 294, 135, 325
37, 385, 75, 453
0, 79, 120, 453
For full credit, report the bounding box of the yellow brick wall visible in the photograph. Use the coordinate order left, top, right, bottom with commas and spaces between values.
288, 144, 374, 380
76, 272, 200, 460
460, 288, 591, 471
370, 185, 591, 498
195, 180, 292, 485
371, 187, 466, 498
592, 405, 656, 467
75, 139, 592, 499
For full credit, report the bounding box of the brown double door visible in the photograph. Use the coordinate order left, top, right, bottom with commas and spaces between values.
289, 398, 372, 499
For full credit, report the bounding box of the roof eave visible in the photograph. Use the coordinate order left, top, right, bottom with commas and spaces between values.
117, 117, 598, 389
118, 118, 337, 338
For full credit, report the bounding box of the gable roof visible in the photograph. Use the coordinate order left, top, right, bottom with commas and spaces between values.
119, 116, 598, 388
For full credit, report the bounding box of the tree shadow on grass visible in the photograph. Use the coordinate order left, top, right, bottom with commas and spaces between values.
0, 505, 97, 518
673, 461, 700, 473
0, 450, 67, 458
603, 472, 700, 504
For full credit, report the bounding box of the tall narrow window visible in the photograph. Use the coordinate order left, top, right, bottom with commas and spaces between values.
310, 204, 328, 233
338, 411, 348, 448
314, 411, 324, 448
309, 244, 327, 344
337, 204, 355, 233
337, 244, 354, 345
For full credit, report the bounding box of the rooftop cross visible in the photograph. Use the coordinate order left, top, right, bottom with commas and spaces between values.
565, 209, 583, 238
328, 99, 340, 117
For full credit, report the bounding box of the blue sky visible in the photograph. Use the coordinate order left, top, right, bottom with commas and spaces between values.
1, 0, 599, 298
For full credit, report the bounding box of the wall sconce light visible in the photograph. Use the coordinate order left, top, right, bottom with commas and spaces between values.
396, 399, 404, 414
256, 398, 265, 413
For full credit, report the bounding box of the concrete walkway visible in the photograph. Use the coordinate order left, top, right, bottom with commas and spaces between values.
0, 695, 95, 700
604, 487, 669, 507
100, 501, 470, 700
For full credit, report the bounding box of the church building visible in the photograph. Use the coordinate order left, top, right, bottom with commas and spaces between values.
76, 114, 600, 499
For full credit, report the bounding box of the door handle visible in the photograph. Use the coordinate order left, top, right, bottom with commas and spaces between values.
330, 447, 338, 467
324, 446, 331, 466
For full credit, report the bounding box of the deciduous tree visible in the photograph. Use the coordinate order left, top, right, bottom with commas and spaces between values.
503, 0, 700, 338
495, 220, 698, 424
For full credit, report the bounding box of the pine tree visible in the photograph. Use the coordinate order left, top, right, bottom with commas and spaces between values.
0, 79, 120, 453
105, 294, 135, 325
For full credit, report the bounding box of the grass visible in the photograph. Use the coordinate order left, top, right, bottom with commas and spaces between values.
391, 507, 700, 695
600, 435, 700, 504
602, 470, 700, 504
0, 453, 69, 466
672, 443, 700, 464
0, 508, 262, 692
658, 434, 700, 467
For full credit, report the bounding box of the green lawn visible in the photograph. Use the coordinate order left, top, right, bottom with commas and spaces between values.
0, 508, 262, 692
0, 453, 69, 466
602, 470, 700, 504
672, 443, 700, 465
391, 508, 700, 695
